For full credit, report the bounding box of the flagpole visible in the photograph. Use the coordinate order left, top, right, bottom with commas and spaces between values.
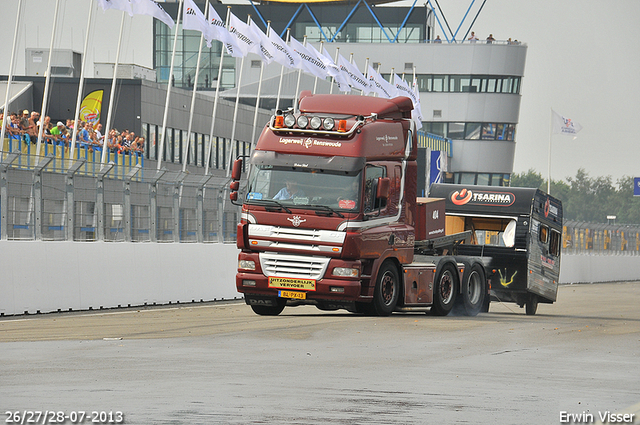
313, 41, 322, 94
157, 0, 184, 171
362, 57, 369, 96
70, 0, 95, 162
182, 0, 210, 173
0, 0, 23, 153
225, 14, 252, 177
330, 47, 339, 94
250, 21, 270, 155
101, 12, 126, 164
204, 6, 230, 175
35, 0, 61, 166
293, 35, 307, 113
548, 108, 553, 194
275, 28, 290, 111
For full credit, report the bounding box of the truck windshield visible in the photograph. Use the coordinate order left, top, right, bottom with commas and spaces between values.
246, 166, 362, 212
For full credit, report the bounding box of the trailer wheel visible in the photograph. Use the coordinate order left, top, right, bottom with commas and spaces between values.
372, 261, 400, 316
525, 295, 538, 316
460, 263, 486, 316
432, 262, 458, 316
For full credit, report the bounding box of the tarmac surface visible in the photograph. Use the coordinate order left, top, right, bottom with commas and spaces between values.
1, 282, 639, 425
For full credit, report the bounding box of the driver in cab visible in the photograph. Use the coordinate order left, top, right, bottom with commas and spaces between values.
273, 179, 305, 200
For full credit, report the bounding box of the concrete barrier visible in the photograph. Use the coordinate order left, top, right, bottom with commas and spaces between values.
559, 252, 640, 284
0, 241, 241, 316
2, 240, 639, 315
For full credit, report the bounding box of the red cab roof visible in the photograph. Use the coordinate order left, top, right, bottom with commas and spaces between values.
298, 92, 414, 120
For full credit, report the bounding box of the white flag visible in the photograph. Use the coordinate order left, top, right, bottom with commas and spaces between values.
97, 0, 133, 16
337, 54, 370, 94
207, 5, 243, 58
183, 0, 210, 47
394, 73, 417, 105
552, 110, 583, 136
367, 66, 395, 98
250, 23, 278, 65
289, 37, 328, 80
228, 12, 261, 58
131, 0, 174, 29
317, 47, 351, 92
268, 29, 299, 69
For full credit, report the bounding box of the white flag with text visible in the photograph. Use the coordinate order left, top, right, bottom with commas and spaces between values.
207, 5, 243, 58
337, 54, 370, 94
97, 0, 133, 16
289, 37, 328, 80
131, 0, 174, 29
228, 12, 261, 58
552, 110, 583, 136
183, 0, 210, 47
267, 29, 299, 69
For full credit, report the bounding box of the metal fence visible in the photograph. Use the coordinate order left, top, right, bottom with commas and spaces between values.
563, 220, 640, 255
0, 150, 239, 244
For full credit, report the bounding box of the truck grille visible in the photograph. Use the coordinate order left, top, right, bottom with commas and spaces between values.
260, 252, 330, 280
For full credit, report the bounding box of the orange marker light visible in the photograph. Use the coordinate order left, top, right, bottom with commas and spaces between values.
337, 119, 347, 132
274, 115, 284, 128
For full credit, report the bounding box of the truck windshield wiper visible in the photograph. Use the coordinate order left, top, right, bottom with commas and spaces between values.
250, 199, 292, 213
310, 204, 345, 218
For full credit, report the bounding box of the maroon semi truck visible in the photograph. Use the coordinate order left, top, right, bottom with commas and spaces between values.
230, 92, 489, 316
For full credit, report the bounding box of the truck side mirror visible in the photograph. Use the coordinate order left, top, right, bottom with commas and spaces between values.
231, 158, 243, 181
376, 177, 390, 200
230, 191, 238, 202
230, 181, 239, 191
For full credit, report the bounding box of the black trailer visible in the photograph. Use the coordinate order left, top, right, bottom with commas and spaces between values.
428, 184, 563, 315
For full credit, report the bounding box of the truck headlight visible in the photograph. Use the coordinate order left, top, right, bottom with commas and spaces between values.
238, 260, 256, 271
332, 267, 359, 278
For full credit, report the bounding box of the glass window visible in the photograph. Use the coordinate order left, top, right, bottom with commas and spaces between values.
487, 78, 497, 92
459, 173, 475, 185
465, 123, 481, 140
432, 75, 448, 92
482, 123, 496, 140
501, 77, 513, 93
447, 122, 465, 139
496, 124, 507, 140
550, 229, 561, 256
476, 173, 490, 185
364, 165, 386, 212
539, 224, 549, 244
427, 122, 446, 137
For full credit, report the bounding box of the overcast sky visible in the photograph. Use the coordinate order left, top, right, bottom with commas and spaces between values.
415, 0, 640, 183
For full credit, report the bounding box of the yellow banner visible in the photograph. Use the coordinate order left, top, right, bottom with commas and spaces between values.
79, 89, 103, 128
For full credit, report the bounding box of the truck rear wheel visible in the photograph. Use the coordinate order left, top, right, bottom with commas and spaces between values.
460, 263, 486, 316
431, 263, 458, 316
372, 261, 400, 316
525, 295, 538, 315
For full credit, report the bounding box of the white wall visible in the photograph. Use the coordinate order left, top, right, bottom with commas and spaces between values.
559, 253, 640, 284
0, 241, 240, 316
2, 239, 638, 316
1, 0, 154, 77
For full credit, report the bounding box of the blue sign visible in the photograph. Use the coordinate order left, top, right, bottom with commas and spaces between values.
634, 177, 640, 197
429, 150, 444, 186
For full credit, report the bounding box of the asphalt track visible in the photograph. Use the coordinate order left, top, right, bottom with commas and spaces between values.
1, 282, 639, 425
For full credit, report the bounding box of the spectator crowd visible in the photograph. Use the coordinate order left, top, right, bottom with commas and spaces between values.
1, 110, 144, 155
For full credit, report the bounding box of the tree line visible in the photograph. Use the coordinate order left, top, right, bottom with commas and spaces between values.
510, 169, 640, 224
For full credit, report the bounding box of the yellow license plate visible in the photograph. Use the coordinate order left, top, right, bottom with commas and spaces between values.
268, 277, 316, 291
278, 290, 306, 300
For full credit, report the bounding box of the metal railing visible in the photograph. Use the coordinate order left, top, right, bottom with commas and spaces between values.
563, 220, 640, 255
0, 148, 239, 244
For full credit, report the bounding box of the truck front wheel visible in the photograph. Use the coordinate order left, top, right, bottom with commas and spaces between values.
431, 263, 458, 316
372, 261, 400, 316
248, 297, 286, 316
